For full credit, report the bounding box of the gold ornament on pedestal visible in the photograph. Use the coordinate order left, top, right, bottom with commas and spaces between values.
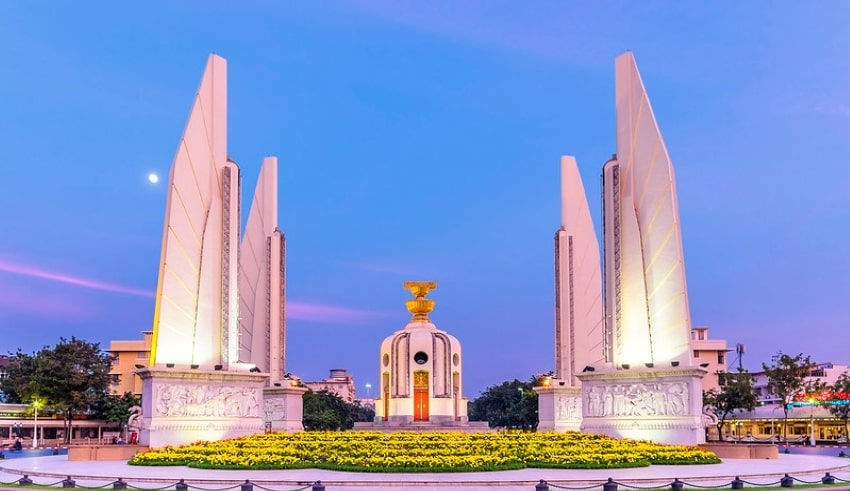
403, 281, 437, 322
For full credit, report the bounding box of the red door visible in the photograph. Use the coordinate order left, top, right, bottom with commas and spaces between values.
414, 388, 429, 421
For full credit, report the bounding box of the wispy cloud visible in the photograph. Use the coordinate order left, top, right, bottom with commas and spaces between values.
0, 254, 389, 324
287, 302, 390, 324
0, 256, 153, 297
0, 280, 101, 319
343, 1, 618, 66
812, 103, 850, 117
340, 261, 424, 276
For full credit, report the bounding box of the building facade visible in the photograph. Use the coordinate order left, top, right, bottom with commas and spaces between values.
303, 369, 357, 403
691, 327, 730, 394
711, 362, 850, 444
107, 331, 152, 396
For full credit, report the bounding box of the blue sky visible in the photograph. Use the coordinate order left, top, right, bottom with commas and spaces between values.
2, 2, 849, 397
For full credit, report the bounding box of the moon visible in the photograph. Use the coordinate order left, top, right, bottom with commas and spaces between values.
148, 173, 159, 184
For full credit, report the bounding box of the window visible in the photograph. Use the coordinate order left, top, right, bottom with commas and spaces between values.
718, 353, 725, 364
694, 350, 700, 358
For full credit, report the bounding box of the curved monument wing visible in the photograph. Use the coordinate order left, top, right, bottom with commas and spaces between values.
555, 156, 604, 384
150, 54, 237, 368
238, 156, 285, 380
613, 52, 692, 366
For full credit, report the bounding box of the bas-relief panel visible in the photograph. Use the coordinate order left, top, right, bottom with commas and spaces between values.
556, 395, 581, 421
264, 397, 287, 421
154, 384, 261, 417
585, 381, 689, 417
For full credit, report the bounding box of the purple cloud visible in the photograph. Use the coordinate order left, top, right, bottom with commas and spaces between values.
0, 256, 153, 297
0, 254, 387, 325
287, 301, 390, 324
0, 280, 101, 319
340, 260, 424, 276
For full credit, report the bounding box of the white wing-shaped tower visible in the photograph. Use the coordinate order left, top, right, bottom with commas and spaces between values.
238, 157, 286, 382
149, 54, 241, 369
554, 156, 605, 385
603, 52, 693, 367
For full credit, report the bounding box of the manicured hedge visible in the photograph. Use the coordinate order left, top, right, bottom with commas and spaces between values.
129, 431, 720, 471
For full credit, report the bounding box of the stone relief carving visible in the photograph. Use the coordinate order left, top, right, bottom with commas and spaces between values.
127, 405, 143, 430
585, 382, 689, 417
264, 397, 287, 421
701, 405, 719, 429
154, 384, 261, 417
556, 395, 580, 421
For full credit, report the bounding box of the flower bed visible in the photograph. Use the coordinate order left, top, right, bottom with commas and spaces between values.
129, 431, 719, 472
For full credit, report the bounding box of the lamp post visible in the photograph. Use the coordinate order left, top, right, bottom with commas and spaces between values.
809, 398, 816, 447
32, 400, 40, 449
770, 404, 783, 444
365, 383, 372, 398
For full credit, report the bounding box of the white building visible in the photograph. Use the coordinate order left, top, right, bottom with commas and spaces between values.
752, 362, 850, 405
303, 369, 357, 403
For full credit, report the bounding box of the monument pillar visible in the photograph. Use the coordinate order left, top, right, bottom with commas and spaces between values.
141, 55, 299, 447
536, 156, 604, 432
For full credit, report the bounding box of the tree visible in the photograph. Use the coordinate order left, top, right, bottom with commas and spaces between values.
302, 389, 374, 431
703, 369, 757, 441
827, 373, 850, 441
2, 337, 114, 443
469, 377, 538, 430
93, 392, 142, 424
762, 352, 814, 450
0, 349, 41, 404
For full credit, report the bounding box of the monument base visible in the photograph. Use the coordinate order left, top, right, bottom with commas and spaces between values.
137, 368, 268, 448
354, 420, 491, 433
263, 385, 308, 432
577, 366, 707, 445
534, 384, 582, 432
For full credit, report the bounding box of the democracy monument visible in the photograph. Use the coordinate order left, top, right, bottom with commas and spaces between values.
134, 54, 303, 448
537, 52, 707, 445
126, 51, 710, 447
354, 282, 488, 432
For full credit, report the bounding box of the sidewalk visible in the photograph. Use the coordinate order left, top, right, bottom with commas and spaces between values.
1, 454, 850, 491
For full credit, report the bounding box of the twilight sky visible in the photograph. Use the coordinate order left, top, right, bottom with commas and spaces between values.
2, 2, 849, 397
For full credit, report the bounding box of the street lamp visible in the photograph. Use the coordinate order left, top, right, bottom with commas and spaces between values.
365, 383, 372, 398
32, 399, 41, 449
808, 398, 817, 447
